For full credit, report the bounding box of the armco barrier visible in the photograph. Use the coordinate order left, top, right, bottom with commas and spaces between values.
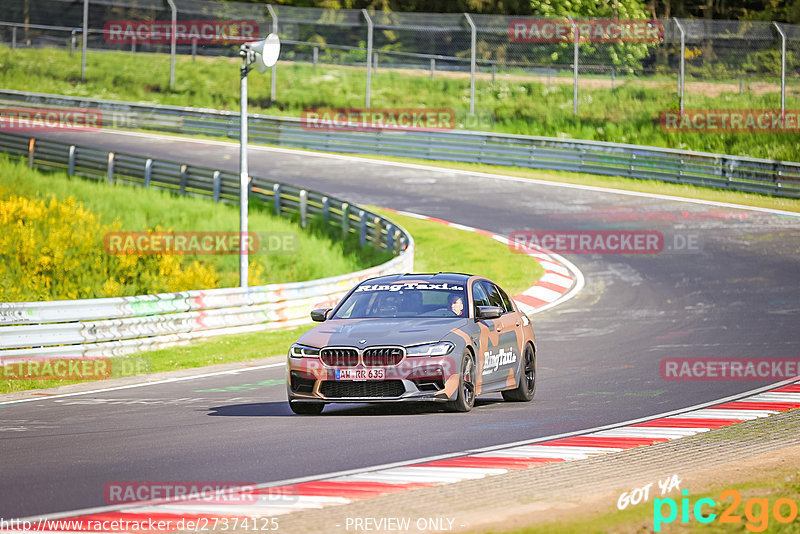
1, 89, 798, 198
0, 132, 414, 360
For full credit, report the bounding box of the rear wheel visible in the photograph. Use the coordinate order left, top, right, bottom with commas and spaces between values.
447, 350, 476, 412
502, 344, 536, 402
289, 401, 325, 415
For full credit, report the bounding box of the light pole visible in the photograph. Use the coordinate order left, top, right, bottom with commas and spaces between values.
238, 34, 280, 288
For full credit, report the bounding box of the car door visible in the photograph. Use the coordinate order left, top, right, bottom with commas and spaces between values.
476, 280, 520, 388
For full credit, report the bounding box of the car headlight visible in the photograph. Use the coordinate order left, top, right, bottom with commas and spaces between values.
290, 344, 321, 358
406, 341, 454, 357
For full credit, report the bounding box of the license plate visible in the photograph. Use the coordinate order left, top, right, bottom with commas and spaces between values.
335, 368, 385, 381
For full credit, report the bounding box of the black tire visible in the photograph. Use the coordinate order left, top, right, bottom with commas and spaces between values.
447, 350, 476, 412
289, 401, 325, 415
502, 343, 536, 402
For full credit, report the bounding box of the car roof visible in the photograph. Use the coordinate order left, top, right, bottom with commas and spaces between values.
360, 272, 473, 285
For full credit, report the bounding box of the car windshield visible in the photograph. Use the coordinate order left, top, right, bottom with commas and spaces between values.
332, 281, 468, 319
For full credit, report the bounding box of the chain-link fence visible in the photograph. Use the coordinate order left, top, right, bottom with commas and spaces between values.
1, 0, 798, 122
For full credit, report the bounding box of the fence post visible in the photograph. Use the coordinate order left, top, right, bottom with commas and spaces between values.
673, 18, 685, 114
374, 52, 379, 74
299, 189, 308, 228
267, 4, 278, 102
70, 28, 76, 55
12, 25, 17, 49
107, 152, 115, 184
68, 145, 76, 175
568, 15, 578, 116
131, 35, 136, 53
144, 158, 153, 187
464, 13, 476, 116
81, 0, 88, 81
359, 210, 367, 247
313, 45, 318, 68
273, 183, 282, 215
611, 66, 615, 90
773, 22, 786, 117
362, 9, 373, 108
212, 170, 221, 201
739, 73, 744, 94
166, 0, 177, 90
341, 202, 349, 239
27, 138, 35, 168
321, 196, 329, 222
491, 63, 495, 84
430, 58, 435, 80
179, 164, 188, 193
191, 38, 197, 61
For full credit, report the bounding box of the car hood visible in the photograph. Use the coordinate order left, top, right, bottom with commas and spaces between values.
297, 317, 471, 348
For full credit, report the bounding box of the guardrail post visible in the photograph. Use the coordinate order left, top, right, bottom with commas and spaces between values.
107, 152, 115, 184
373, 216, 381, 249
28, 138, 35, 168
341, 202, 349, 239
212, 170, 221, 201
385, 223, 394, 250
179, 164, 188, 193
359, 210, 367, 247
321, 196, 330, 222
273, 183, 282, 215
393, 229, 402, 254
299, 189, 308, 228
144, 158, 153, 187
68, 145, 76, 175
362, 9, 373, 108
464, 13, 476, 116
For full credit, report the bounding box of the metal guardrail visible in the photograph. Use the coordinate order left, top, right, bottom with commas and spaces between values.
0, 131, 414, 359
1, 89, 797, 198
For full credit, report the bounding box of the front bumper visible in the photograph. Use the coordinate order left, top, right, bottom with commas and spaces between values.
287, 353, 459, 403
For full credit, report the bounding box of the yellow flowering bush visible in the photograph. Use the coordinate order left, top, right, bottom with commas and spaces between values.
0, 193, 219, 302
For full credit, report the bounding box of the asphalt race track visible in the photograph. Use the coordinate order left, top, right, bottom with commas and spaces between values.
2, 130, 799, 519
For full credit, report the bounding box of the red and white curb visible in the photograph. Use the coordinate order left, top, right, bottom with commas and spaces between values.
22, 380, 800, 530
382, 209, 585, 316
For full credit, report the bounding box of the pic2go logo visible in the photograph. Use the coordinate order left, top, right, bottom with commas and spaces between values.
654, 489, 799, 532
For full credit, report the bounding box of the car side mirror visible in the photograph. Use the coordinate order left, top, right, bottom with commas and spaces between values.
310, 308, 331, 322
476, 305, 503, 320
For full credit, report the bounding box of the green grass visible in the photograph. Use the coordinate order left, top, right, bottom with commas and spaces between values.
1, 46, 798, 161
0, 154, 392, 292
0, 204, 545, 394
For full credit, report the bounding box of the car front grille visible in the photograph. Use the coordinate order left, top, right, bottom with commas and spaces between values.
320, 348, 359, 367
363, 347, 404, 366
319, 380, 405, 398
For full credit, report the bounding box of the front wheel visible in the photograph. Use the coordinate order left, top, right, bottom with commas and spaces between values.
502, 344, 536, 402
447, 350, 476, 412
289, 401, 325, 415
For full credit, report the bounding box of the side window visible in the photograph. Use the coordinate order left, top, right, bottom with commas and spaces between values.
471, 281, 491, 316
481, 281, 508, 312
497, 285, 514, 313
